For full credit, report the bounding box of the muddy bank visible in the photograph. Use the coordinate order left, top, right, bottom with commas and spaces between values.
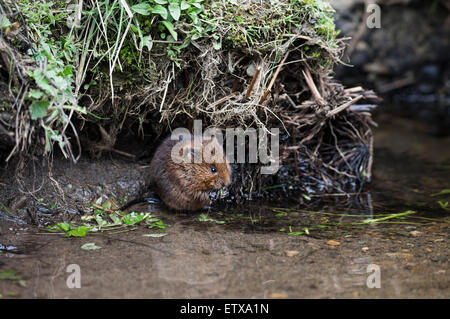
0, 113, 448, 298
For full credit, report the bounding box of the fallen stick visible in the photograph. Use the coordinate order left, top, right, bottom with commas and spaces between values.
326, 95, 363, 118
245, 66, 261, 99
208, 91, 240, 109
259, 51, 290, 104
302, 67, 326, 106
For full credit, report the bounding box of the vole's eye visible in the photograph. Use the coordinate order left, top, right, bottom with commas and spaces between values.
210, 165, 217, 174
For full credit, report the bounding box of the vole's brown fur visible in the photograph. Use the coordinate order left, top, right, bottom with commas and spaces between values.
149, 134, 231, 211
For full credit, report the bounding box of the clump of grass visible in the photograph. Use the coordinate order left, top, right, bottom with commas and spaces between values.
271, 207, 449, 237
0, 269, 26, 287
1, 0, 344, 162
46, 205, 168, 237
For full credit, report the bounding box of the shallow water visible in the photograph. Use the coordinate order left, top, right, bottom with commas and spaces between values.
0, 113, 448, 298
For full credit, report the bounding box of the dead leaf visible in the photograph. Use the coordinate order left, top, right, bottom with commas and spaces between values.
327, 240, 341, 246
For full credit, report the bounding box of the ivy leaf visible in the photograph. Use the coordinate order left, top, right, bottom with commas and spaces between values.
180, 0, 190, 10
57, 222, 71, 232
168, 3, 181, 21
131, 3, 152, 15
152, 5, 168, 20
154, 0, 168, 4
1, 16, 11, 29
65, 226, 89, 237
122, 213, 145, 225
30, 101, 49, 120
161, 20, 177, 40
140, 35, 153, 51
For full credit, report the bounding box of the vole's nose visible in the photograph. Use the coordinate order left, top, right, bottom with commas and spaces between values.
221, 176, 230, 187
223, 172, 231, 186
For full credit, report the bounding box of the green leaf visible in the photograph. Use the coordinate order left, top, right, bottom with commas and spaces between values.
154, 0, 168, 4
57, 222, 71, 232
212, 41, 221, 50
63, 66, 72, 77
52, 76, 68, 90
122, 212, 145, 225
131, 3, 152, 15
66, 226, 89, 237
152, 5, 168, 20
148, 220, 167, 229
188, 7, 202, 15
180, 0, 190, 10
168, 3, 181, 20
143, 233, 168, 238
1, 16, 11, 29
28, 89, 44, 99
0, 269, 18, 280
95, 215, 108, 227
140, 35, 153, 51
81, 243, 102, 250
161, 20, 177, 40
30, 101, 49, 120
109, 213, 123, 226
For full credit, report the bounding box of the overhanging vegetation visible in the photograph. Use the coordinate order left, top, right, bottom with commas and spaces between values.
0, 0, 378, 199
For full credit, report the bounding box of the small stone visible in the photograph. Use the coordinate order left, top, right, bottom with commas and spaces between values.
362, 247, 369, 252
285, 250, 300, 257
268, 292, 289, 299
246, 63, 257, 77
409, 230, 422, 237
327, 240, 341, 246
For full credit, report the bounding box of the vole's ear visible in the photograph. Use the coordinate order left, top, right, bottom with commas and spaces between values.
179, 144, 202, 163
179, 145, 192, 156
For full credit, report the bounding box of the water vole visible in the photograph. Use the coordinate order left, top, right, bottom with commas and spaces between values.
148, 134, 231, 211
